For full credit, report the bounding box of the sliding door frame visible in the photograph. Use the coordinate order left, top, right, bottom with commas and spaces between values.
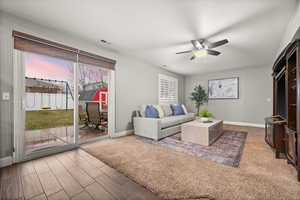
13, 50, 78, 162
13, 50, 25, 162
13, 49, 116, 163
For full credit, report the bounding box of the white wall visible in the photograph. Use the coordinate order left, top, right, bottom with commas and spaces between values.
0, 12, 184, 158
115, 55, 184, 132
185, 66, 272, 125
278, 1, 300, 54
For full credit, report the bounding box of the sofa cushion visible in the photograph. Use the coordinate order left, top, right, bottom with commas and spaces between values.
183, 113, 196, 121
160, 113, 195, 129
171, 104, 185, 115
145, 105, 159, 118
160, 104, 173, 116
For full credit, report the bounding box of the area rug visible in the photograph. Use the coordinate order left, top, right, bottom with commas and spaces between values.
82, 125, 300, 200
139, 130, 247, 167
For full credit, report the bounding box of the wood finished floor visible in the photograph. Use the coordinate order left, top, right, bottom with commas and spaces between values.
0, 149, 160, 200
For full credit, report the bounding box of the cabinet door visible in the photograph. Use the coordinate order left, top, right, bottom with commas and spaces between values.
285, 126, 297, 164
265, 122, 274, 148
268, 123, 274, 147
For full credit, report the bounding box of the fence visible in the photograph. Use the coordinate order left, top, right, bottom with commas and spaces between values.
25, 92, 74, 111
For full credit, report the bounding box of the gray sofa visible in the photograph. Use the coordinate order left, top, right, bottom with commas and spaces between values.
134, 112, 195, 140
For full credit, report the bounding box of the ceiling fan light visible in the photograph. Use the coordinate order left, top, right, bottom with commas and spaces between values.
193, 49, 207, 57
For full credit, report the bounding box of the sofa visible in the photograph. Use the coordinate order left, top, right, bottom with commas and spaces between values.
133, 104, 195, 140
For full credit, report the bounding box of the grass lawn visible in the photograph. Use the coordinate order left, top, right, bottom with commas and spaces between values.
26, 109, 74, 130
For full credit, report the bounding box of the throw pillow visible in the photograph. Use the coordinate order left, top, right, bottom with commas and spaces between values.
181, 104, 188, 114
145, 105, 159, 118
160, 104, 173, 116
153, 105, 164, 118
171, 104, 185, 115
139, 104, 148, 117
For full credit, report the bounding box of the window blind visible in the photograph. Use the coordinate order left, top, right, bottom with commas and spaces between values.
159, 74, 178, 104
78, 50, 116, 70
13, 31, 116, 70
13, 31, 77, 62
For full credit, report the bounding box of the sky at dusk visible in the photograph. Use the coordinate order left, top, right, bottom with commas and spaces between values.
25, 52, 108, 87
25, 52, 74, 82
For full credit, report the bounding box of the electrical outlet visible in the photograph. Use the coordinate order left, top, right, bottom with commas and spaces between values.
2, 92, 10, 100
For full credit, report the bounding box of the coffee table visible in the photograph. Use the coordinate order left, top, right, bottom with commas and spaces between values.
181, 120, 223, 146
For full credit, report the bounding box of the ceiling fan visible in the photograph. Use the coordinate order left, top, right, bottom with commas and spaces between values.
176, 39, 229, 60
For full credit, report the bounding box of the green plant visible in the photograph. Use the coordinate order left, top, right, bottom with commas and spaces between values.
190, 85, 208, 113
198, 109, 214, 118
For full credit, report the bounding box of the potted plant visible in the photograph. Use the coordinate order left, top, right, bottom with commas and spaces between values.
190, 85, 208, 114
198, 109, 214, 122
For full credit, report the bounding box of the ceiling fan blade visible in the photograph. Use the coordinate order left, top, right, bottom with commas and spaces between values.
206, 39, 228, 48
206, 49, 221, 56
190, 55, 196, 60
176, 50, 193, 54
191, 40, 203, 49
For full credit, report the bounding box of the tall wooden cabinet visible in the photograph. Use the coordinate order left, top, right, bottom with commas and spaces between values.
285, 44, 298, 167
270, 39, 300, 182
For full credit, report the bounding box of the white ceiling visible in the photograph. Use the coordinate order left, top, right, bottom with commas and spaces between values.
0, 0, 297, 75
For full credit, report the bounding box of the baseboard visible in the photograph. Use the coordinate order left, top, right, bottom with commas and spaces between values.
113, 129, 134, 138
113, 122, 264, 137
224, 121, 264, 128
0, 156, 13, 168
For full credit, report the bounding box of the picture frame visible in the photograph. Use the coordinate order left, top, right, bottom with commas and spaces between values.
208, 77, 239, 99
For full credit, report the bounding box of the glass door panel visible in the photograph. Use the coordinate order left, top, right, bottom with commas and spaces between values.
78, 63, 109, 142
24, 52, 75, 153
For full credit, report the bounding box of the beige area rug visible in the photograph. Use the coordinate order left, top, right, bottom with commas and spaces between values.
82, 125, 300, 200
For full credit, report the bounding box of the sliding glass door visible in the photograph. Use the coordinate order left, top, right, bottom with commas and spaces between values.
78, 63, 109, 143
13, 51, 114, 162
24, 52, 76, 154
13, 31, 115, 162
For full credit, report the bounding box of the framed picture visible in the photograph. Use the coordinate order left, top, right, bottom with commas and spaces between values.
208, 77, 239, 99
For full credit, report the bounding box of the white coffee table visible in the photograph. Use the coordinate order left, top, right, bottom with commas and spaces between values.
181, 120, 223, 146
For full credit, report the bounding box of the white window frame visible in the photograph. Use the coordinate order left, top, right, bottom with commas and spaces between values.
158, 74, 178, 104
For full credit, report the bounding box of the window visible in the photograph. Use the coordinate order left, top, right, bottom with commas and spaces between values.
159, 74, 178, 104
